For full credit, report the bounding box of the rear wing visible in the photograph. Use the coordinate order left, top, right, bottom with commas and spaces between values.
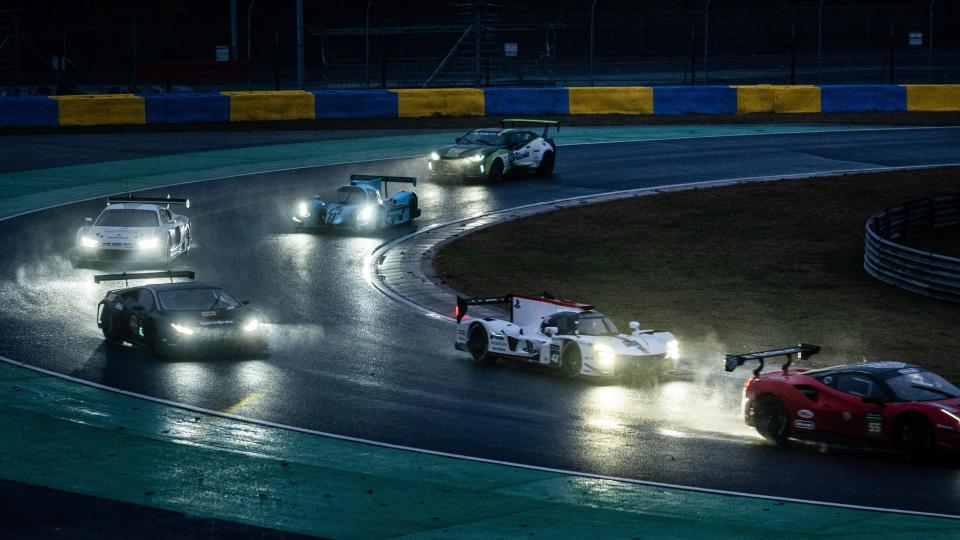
107, 194, 190, 208
724, 344, 821, 378
456, 292, 592, 327
94, 270, 195, 286
501, 118, 559, 138
350, 175, 417, 197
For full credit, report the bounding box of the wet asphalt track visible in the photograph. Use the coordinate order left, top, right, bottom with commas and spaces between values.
1, 127, 959, 515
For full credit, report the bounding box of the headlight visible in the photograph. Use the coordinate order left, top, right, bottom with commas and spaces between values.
137, 237, 160, 249
357, 206, 374, 222
243, 319, 260, 332
469, 154, 484, 162
80, 236, 98, 248
297, 201, 311, 218
429, 151, 440, 161
593, 343, 616, 368
170, 323, 194, 335
666, 339, 680, 359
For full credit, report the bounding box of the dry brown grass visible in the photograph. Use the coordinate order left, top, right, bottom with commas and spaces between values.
435, 168, 960, 378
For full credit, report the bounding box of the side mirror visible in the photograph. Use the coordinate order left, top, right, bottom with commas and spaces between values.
544, 326, 558, 337
131, 304, 146, 312
85, 217, 93, 225
862, 396, 886, 408
241, 300, 250, 305
628, 321, 641, 330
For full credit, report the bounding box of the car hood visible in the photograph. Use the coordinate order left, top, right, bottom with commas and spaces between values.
158, 306, 258, 326
438, 144, 495, 159
82, 226, 160, 241
573, 334, 669, 356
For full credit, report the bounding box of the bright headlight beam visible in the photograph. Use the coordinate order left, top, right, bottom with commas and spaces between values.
243, 319, 260, 332
593, 343, 616, 368
469, 154, 483, 162
298, 201, 310, 218
666, 339, 680, 359
358, 206, 374, 222
80, 236, 98, 248
170, 323, 194, 335
429, 151, 440, 161
137, 237, 160, 249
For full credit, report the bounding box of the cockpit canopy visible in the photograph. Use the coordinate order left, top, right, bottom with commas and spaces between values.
540, 310, 619, 336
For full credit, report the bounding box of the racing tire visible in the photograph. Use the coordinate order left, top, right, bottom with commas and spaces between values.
408, 194, 421, 220
894, 414, 934, 459
467, 323, 496, 365
560, 344, 582, 379
486, 158, 504, 183
753, 394, 790, 444
162, 236, 173, 266
100, 315, 123, 344
535, 150, 555, 177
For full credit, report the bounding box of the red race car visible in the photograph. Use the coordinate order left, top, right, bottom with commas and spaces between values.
725, 344, 960, 457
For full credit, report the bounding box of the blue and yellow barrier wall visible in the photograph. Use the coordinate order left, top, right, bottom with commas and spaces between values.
1, 84, 958, 127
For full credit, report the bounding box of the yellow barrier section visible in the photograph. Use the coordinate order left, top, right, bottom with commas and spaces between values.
52, 94, 145, 126
391, 89, 484, 118
734, 85, 774, 113
568, 87, 653, 115
734, 86, 820, 113
904, 84, 960, 111
221, 91, 316, 121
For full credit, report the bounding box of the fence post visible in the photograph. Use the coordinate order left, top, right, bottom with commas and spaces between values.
589, 0, 598, 87
790, 22, 796, 85
888, 23, 895, 84
928, 0, 936, 82
274, 29, 280, 90
818, 0, 824, 79
704, 0, 711, 83
365, 0, 372, 89
690, 25, 696, 85
295, 0, 304, 86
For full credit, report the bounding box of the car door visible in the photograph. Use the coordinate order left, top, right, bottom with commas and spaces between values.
125, 288, 157, 345
812, 371, 889, 441
507, 131, 538, 168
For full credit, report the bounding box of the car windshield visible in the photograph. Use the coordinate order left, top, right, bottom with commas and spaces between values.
576, 314, 619, 336
460, 130, 505, 146
157, 288, 242, 311
885, 370, 960, 401
334, 186, 367, 205
95, 209, 159, 228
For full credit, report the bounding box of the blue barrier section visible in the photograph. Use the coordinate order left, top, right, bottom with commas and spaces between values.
0, 96, 59, 127
820, 85, 906, 112
653, 86, 737, 114
484, 87, 569, 116
142, 93, 230, 124
313, 90, 397, 119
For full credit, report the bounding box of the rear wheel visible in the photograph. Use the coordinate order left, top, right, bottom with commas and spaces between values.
753, 394, 790, 444
536, 150, 555, 177
486, 158, 504, 182
467, 324, 495, 365
560, 344, 582, 379
100, 314, 122, 344
894, 415, 934, 459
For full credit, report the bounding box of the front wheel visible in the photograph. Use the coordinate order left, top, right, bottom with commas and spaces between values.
101, 314, 122, 344
486, 158, 504, 183
753, 394, 790, 444
894, 415, 934, 459
560, 344, 582, 379
467, 324, 496, 365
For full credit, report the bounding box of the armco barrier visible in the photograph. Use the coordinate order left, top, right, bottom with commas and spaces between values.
143, 93, 230, 124
904, 84, 960, 112
653, 86, 737, 114
221, 90, 315, 122
391, 88, 485, 118
1, 85, 959, 127
51, 94, 145, 126
864, 193, 960, 303
313, 90, 397, 119
820, 85, 906, 112
483, 87, 569, 116
0, 96, 58, 127
568, 86, 653, 115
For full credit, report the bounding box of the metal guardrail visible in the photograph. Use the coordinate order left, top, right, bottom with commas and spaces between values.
863, 193, 960, 302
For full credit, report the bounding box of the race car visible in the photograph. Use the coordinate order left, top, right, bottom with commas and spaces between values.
428, 119, 558, 182
454, 293, 679, 379
76, 194, 192, 264
725, 344, 960, 457
95, 270, 266, 356
293, 174, 420, 232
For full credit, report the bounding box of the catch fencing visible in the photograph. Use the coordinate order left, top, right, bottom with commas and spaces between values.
864, 193, 960, 303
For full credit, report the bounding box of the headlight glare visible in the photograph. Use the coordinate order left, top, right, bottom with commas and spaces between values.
80, 236, 98, 248
469, 154, 484, 162
429, 151, 440, 161
666, 339, 680, 359
358, 206, 374, 222
593, 343, 616, 368
137, 237, 160, 249
170, 323, 195, 335
243, 319, 260, 332
298, 201, 311, 218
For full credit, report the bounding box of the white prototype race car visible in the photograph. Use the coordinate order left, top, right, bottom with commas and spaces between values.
76, 195, 192, 264
454, 293, 679, 379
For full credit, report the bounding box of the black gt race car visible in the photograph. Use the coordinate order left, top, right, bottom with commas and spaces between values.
427, 119, 558, 182
95, 271, 266, 356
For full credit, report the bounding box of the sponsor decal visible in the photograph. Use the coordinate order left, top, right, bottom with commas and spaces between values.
199, 320, 235, 326
794, 420, 816, 430
866, 412, 884, 437
201, 310, 216, 317
797, 409, 814, 419
549, 343, 560, 365
114, 303, 124, 311
510, 150, 530, 162
619, 337, 648, 353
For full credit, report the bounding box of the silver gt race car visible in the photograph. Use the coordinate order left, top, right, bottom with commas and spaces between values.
293, 174, 421, 232
455, 293, 679, 379
76, 195, 192, 264
428, 119, 558, 182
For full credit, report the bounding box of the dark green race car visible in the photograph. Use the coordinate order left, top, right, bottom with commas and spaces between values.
428, 119, 558, 182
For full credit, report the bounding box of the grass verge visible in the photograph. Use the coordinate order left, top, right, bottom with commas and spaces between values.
434, 168, 960, 378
